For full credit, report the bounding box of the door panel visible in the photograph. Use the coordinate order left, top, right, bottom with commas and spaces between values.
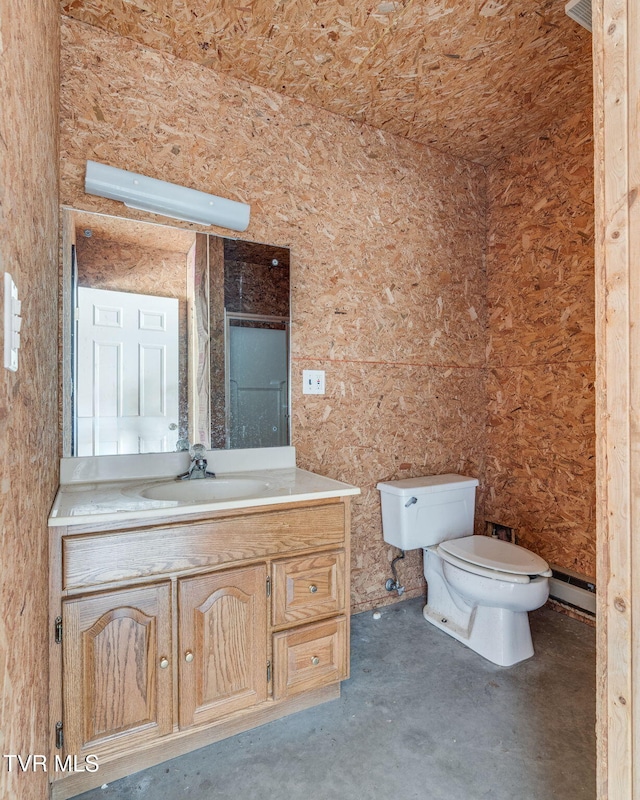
178, 565, 267, 728
62, 583, 172, 758
76, 287, 179, 455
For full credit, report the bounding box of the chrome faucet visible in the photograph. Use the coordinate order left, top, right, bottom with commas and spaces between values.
177, 443, 216, 480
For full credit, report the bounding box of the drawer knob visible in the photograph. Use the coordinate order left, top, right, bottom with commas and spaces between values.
159, 657, 169, 669
309, 584, 318, 594
185, 651, 194, 663
311, 656, 320, 666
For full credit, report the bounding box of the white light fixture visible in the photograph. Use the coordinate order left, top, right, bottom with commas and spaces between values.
565, 0, 592, 32
85, 160, 250, 231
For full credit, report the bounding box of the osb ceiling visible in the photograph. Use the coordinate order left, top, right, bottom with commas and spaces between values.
60, 0, 593, 165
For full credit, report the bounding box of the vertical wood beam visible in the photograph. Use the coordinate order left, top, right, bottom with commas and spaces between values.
595, 0, 640, 796
630, 5, 640, 796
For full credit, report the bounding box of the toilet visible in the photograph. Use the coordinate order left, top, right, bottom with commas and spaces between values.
376, 474, 551, 666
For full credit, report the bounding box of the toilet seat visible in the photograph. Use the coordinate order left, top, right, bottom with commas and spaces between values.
436, 535, 552, 584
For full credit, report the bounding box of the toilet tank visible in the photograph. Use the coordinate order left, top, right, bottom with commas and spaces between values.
376, 474, 479, 550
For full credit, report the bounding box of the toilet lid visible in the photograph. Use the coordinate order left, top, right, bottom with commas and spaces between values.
438, 535, 550, 576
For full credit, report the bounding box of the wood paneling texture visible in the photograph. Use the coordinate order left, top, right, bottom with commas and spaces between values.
72, 210, 196, 253
75, 235, 190, 299
0, 1, 59, 798
59, 18, 488, 612
485, 111, 596, 578
593, 0, 640, 796
60, 0, 592, 166
292, 360, 488, 608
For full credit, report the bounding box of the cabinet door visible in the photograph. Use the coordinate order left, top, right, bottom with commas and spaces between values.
178, 565, 267, 728
62, 583, 172, 759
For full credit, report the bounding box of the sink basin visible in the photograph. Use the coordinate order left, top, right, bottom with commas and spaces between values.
140, 477, 270, 503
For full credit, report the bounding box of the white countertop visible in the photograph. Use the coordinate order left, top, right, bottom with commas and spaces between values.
49, 467, 360, 527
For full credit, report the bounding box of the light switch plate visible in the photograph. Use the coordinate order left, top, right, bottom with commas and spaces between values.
4, 273, 21, 372
303, 369, 325, 395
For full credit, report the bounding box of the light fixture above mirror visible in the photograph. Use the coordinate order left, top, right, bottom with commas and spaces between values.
85, 161, 251, 231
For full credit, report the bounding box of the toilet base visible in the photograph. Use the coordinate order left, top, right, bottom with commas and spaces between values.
423, 602, 534, 667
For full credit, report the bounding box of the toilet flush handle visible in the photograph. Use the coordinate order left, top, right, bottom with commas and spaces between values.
404, 496, 418, 508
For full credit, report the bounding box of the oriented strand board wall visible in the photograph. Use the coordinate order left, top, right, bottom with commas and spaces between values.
0, 1, 59, 799
60, 17, 488, 611
485, 110, 596, 578
75, 235, 189, 300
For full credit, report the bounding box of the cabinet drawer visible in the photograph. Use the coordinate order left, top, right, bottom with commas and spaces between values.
272, 550, 345, 626
62, 503, 346, 589
272, 616, 348, 700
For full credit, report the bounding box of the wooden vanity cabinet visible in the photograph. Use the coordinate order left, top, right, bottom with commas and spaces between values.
49, 498, 351, 800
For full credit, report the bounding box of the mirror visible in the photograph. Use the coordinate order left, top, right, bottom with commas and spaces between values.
62, 209, 290, 457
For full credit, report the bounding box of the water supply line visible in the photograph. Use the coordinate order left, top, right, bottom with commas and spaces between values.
385, 549, 406, 596
384, 494, 417, 595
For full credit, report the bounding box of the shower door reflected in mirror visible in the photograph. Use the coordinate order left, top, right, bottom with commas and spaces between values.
226, 315, 289, 449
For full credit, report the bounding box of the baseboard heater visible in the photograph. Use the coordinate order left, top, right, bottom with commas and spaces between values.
548, 565, 596, 616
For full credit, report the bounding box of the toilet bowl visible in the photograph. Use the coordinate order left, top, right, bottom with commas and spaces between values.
376, 475, 551, 667
424, 536, 550, 666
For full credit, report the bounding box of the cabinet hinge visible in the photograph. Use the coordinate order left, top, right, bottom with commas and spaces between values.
267, 660, 272, 683
54, 616, 63, 644
55, 722, 64, 750
266, 576, 271, 597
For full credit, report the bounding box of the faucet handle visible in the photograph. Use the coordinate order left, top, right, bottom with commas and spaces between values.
189, 443, 207, 460
176, 438, 190, 452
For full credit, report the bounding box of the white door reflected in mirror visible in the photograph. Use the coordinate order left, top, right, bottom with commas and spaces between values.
76, 287, 179, 456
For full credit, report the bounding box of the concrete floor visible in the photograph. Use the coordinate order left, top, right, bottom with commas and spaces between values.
78, 598, 596, 800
